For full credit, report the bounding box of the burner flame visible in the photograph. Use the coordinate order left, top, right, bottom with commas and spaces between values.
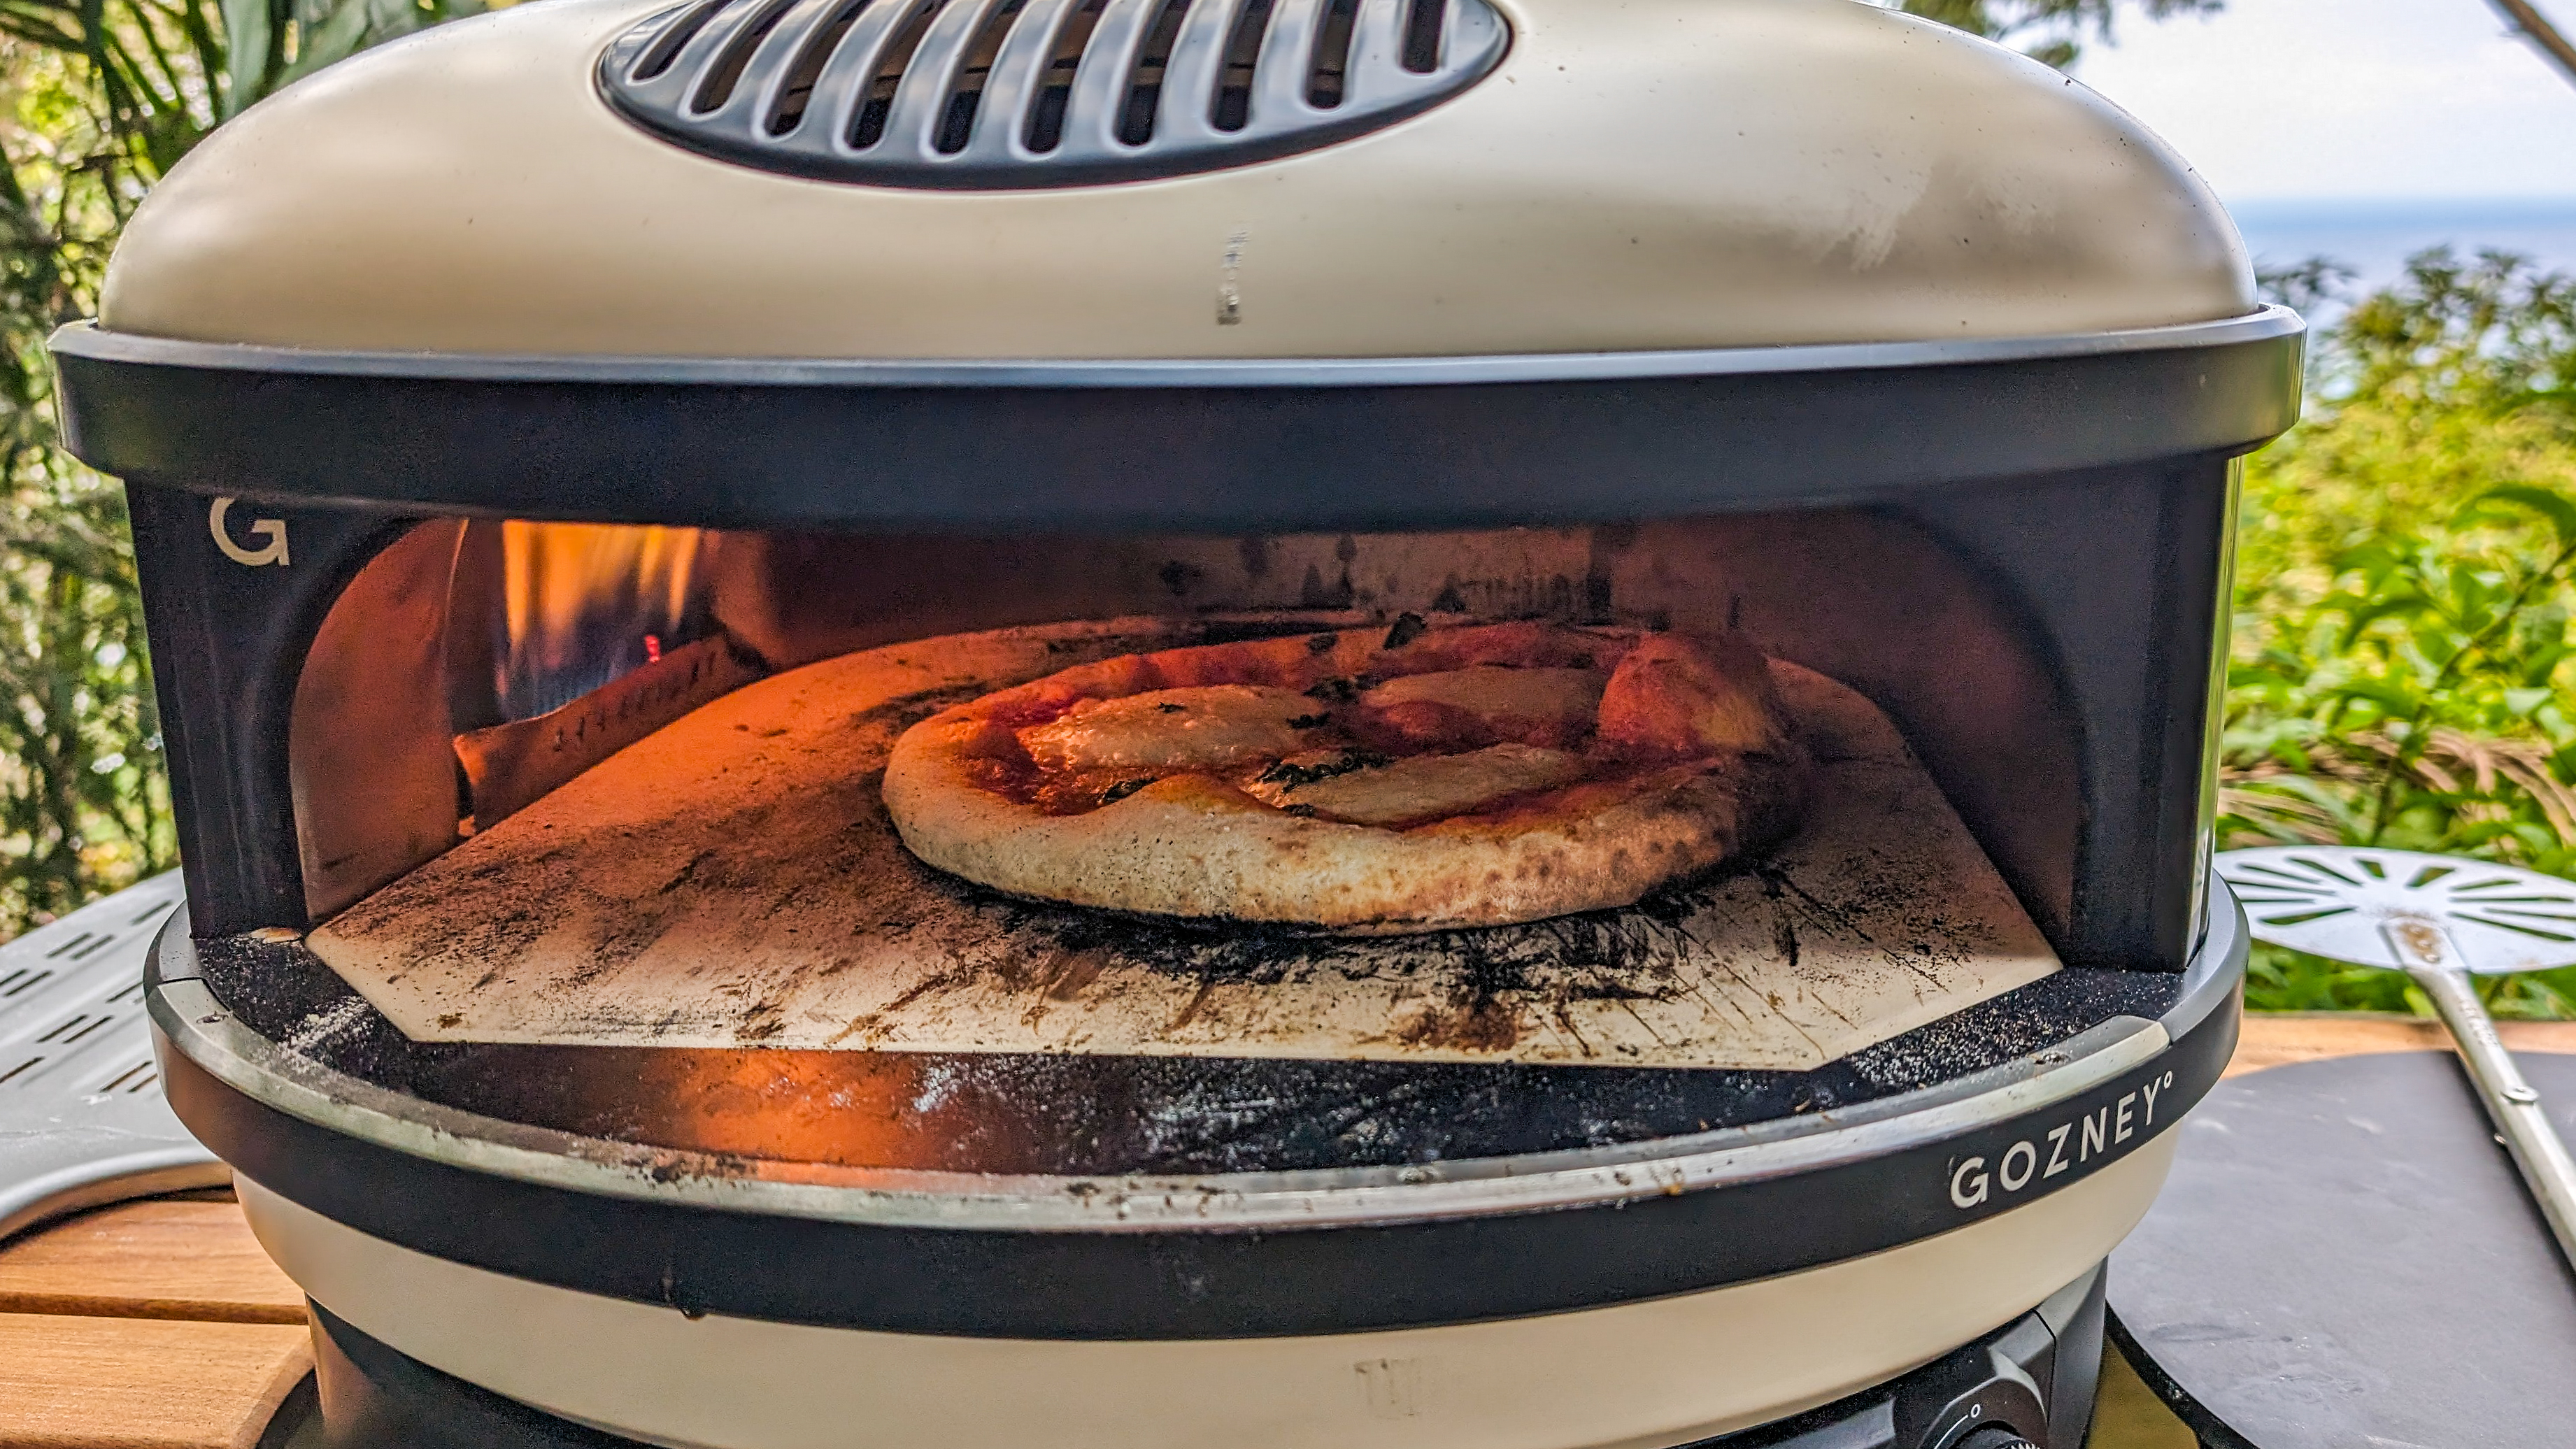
494, 522, 716, 720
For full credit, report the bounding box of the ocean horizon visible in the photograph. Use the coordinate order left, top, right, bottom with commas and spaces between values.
2226, 197, 2576, 300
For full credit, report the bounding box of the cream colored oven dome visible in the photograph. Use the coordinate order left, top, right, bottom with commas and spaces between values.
99, 0, 2253, 359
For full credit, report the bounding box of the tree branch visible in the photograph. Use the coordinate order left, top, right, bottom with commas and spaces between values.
2488, 0, 2576, 90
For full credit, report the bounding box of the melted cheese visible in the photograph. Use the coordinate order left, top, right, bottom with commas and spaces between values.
1595, 634, 1780, 759
1266, 744, 1589, 828
1355, 666, 1607, 749
1018, 685, 1318, 773
1362, 666, 1604, 724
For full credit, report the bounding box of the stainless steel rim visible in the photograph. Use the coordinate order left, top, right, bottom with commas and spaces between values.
54, 307, 2300, 390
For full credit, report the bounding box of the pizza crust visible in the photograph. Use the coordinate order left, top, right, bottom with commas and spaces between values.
881, 620, 1810, 934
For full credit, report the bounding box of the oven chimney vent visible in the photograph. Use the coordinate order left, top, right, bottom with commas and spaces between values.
598, 0, 1508, 187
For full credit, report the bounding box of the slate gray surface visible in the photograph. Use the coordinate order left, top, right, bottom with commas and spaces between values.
0, 870, 222, 1241
2111, 1049, 2576, 1448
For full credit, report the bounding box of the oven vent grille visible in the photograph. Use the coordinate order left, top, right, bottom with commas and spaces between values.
597, 0, 1509, 187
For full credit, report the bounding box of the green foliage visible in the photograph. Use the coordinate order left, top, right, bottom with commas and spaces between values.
0, 34, 185, 927
1898, 0, 2221, 68
2227, 249, 2576, 1017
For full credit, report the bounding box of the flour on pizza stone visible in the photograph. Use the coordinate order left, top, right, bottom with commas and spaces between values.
880, 619, 1812, 934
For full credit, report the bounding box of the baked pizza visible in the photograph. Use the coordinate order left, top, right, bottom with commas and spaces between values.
881, 618, 1811, 934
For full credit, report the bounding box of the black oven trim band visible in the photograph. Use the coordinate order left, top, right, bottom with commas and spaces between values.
142, 901, 2244, 1340
50, 312, 2301, 534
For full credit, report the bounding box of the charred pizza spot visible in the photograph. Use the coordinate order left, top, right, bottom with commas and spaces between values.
1155, 701, 1188, 713
1255, 748, 1392, 790
1279, 804, 1320, 818
1100, 778, 1153, 804
1382, 612, 1430, 649
1305, 632, 1339, 655
1305, 676, 1360, 704
1285, 713, 1331, 729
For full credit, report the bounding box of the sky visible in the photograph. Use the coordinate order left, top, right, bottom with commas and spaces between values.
2066, 0, 2576, 202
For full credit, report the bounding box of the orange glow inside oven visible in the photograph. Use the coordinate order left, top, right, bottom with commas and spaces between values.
494, 522, 718, 720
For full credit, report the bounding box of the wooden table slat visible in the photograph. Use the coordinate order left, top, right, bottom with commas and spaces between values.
2223, 1012, 2576, 1077
0, 1198, 301, 1325
0, 1311, 309, 1449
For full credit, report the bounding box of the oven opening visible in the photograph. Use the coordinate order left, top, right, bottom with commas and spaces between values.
262, 510, 2142, 1172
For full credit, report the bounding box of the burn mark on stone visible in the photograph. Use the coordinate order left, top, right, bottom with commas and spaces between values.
660, 849, 717, 895
823, 966, 972, 1045
735, 999, 787, 1041
1565, 978, 1661, 1002
1040, 950, 1109, 1003
1430, 579, 1467, 614
1381, 612, 1428, 649
1772, 910, 1801, 971
1167, 976, 1223, 1030
1396, 995, 1521, 1052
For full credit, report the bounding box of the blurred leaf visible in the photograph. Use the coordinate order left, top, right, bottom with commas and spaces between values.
2468, 483, 2576, 552
220, 0, 275, 117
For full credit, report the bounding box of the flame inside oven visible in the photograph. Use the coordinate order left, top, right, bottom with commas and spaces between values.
492, 522, 719, 720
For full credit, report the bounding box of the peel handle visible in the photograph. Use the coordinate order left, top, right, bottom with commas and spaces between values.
2403, 955, 2576, 1272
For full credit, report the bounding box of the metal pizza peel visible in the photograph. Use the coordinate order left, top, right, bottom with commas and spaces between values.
2214, 845, 2576, 1271
0, 871, 222, 1241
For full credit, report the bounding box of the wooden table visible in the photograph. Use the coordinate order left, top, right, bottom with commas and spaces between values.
6, 1013, 2569, 1449
0, 1192, 308, 1448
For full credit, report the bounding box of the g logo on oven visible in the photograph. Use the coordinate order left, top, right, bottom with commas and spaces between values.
209, 497, 290, 568
1948, 1069, 2178, 1209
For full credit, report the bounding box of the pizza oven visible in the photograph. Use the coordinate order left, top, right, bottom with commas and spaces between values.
49, 0, 2297, 1445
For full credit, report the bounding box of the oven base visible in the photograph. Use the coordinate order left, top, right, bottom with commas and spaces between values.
301, 1268, 2105, 1449
239, 1141, 2169, 1449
